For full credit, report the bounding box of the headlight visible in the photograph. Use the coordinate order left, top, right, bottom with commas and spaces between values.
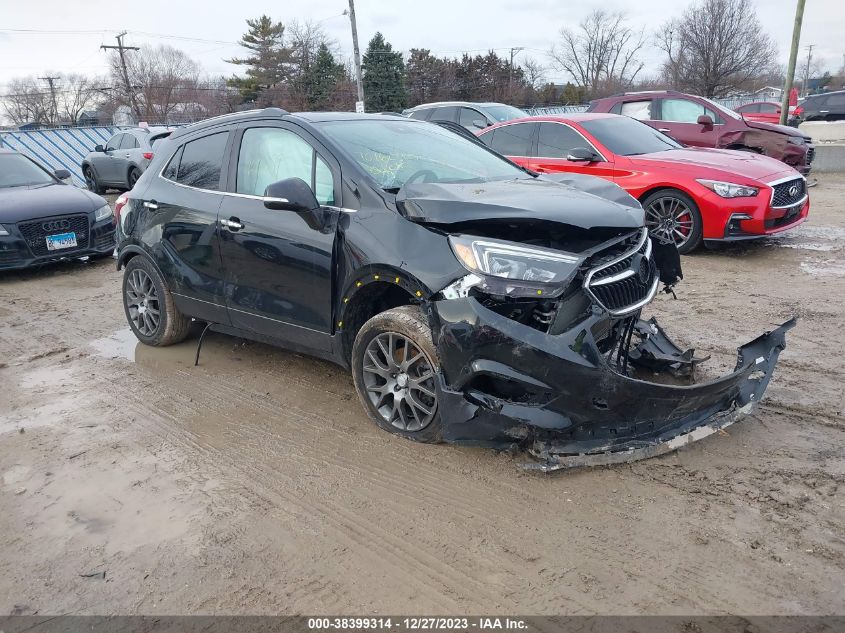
448, 235, 582, 297
94, 204, 113, 221
0, 225, 9, 236
696, 179, 759, 198
787, 136, 805, 145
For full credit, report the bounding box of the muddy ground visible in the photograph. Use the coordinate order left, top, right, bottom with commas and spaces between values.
1, 176, 843, 616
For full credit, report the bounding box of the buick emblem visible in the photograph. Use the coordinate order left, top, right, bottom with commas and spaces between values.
42, 219, 70, 232
788, 184, 800, 197
632, 254, 650, 284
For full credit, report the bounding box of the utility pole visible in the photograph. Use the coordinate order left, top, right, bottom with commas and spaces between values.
39, 76, 60, 126
780, 0, 806, 125
101, 31, 140, 120
803, 44, 815, 96
508, 47, 524, 102
347, 1, 365, 112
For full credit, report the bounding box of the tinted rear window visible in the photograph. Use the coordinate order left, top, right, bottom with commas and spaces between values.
485, 122, 534, 156
164, 132, 229, 190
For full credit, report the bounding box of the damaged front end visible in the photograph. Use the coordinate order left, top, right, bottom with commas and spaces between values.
425, 226, 795, 470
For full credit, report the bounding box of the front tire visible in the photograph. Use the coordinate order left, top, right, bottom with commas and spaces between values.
128, 167, 141, 189
122, 256, 192, 346
83, 166, 104, 194
352, 306, 442, 443
642, 189, 703, 254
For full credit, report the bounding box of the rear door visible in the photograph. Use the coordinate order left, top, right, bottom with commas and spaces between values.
141, 130, 231, 323
116, 133, 139, 185
656, 97, 723, 147
217, 122, 341, 351
530, 122, 615, 180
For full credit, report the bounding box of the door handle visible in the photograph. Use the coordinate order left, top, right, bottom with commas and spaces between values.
658, 128, 671, 133
220, 217, 244, 231
143, 200, 159, 210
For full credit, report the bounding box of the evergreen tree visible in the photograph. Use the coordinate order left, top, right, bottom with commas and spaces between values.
362, 32, 407, 112
226, 15, 292, 99
302, 44, 346, 110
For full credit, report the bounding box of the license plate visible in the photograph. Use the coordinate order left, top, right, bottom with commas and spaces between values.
45, 232, 77, 251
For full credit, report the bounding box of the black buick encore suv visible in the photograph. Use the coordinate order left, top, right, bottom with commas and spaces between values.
117, 108, 792, 469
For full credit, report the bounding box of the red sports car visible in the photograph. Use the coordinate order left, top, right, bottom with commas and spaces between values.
476, 113, 810, 253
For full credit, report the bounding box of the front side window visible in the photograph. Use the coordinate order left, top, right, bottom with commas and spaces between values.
661, 99, 718, 123
537, 123, 589, 158
106, 134, 123, 151
459, 108, 485, 129
758, 103, 779, 113
620, 100, 653, 120
483, 104, 527, 122
164, 132, 229, 191
317, 119, 525, 190
236, 127, 335, 205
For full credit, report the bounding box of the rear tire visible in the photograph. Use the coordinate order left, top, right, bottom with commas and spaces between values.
122, 256, 192, 347
642, 189, 703, 255
352, 306, 442, 443
83, 166, 104, 194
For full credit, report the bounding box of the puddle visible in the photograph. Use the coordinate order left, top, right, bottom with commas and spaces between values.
90, 328, 140, 361
800, 261, 845, 277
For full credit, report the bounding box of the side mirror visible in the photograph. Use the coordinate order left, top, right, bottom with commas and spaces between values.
566, 147, 597, 162
263, 177, 320, 212
94, 144, 105, 152
697, 114, 714, 128
471, 119, 488, 129
54, 169, 72, 183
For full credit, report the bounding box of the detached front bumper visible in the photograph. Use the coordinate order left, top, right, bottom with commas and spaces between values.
428, 297, 794, 470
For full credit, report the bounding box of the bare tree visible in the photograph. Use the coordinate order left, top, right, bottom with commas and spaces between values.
657, 0, 777, 97
58, 74, 101, 123
109, 44, 201, 123
2, 77, 53, 125
520, 57, 547, 90
549, 10, 646, 99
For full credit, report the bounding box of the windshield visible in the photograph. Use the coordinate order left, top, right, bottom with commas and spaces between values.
317, 119, 526, 190
484, 104, 528, 122
0, 154, 56, 188
700, 96, 741, 120
581, 116, 682, 156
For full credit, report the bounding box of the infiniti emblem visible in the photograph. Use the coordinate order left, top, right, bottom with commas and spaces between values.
42, 219, 71, 232
788, 184, 800, 197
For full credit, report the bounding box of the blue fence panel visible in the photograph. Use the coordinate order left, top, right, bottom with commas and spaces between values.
0, 126, 116, 187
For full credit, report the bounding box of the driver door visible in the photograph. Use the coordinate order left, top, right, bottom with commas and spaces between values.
529, 122, 615, 181
656, 98, 722, 147
217, 122, 341, 352
91, 133, 123, 184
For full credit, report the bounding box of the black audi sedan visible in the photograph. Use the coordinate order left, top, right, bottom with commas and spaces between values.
116, 108, 793, 469
0, 149, 116, 271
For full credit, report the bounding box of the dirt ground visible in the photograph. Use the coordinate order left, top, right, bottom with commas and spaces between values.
1, 176, 843, 617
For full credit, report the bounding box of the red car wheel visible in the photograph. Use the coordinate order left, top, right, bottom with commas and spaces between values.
642, 189, 703, 254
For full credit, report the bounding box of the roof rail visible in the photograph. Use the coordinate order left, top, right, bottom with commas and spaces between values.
170, 107, 290, 139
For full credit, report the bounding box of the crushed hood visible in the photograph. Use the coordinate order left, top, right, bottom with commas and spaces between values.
744, 119, 808, 139
396, 177, 644, 230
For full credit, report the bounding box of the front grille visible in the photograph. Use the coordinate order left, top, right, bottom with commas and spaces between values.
17, 214, 90, 257
585, 229, 658, 315
771, 178, 806, 208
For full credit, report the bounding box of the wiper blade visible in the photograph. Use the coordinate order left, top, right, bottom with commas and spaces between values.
382, 186, 401, 194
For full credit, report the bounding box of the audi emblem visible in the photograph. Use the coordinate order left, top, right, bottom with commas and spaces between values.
788, 184, 800, 197
42, 219, 71, 232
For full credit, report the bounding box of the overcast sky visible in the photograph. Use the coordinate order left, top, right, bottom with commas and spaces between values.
1, 0, 843, 91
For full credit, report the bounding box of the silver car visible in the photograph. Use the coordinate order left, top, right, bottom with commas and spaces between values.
403, 101, 527, 131
81, 127, 172, 193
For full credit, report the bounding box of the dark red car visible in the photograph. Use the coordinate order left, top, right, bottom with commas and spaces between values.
587, 90, 814, 176
476, 113, 809, 253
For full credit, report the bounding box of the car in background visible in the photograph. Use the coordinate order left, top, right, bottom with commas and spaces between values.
587, 90, 814, 176
734, 101, 784, 125
81, 126, 173, 193
0, 149, 116, 270
791, 90, 845, 124
403, 101, 527, 131
477, 113, 809, 253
